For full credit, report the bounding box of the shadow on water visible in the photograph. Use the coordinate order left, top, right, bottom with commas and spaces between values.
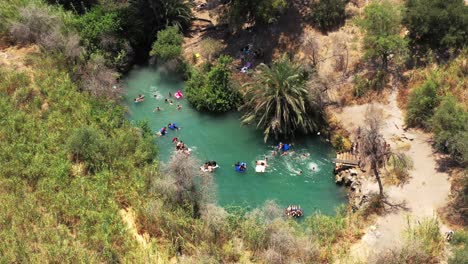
123, 66, 347, 216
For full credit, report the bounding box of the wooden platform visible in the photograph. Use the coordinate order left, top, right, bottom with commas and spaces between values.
333, 152, 359, 167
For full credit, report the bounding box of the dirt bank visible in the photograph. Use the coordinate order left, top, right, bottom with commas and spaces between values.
332, 90, 451, 262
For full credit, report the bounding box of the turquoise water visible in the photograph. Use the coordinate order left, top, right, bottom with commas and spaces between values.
124, 67, 346, 215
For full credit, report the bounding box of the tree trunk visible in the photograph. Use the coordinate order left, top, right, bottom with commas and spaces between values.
372, 160, 384, 197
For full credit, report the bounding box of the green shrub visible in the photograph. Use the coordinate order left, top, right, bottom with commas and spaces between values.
186, 55, 242, 112
404, 218, 445, 260
311, 0, 346, 32
75, 7, 120, 48
405, 79, 440, 128
404, 0, 468, 54
431, 95, 468, 165
149, 26, 183, 62
449, 229, 468, 264
67, 127, 107, 173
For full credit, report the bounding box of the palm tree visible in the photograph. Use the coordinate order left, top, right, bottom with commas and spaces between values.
240, 55, 326, 142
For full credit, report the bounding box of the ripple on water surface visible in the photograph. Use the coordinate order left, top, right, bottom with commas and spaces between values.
124, 67, 347, 216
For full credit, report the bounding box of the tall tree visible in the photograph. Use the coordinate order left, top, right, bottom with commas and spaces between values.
357, 105, 412, 199
403, 0, 468, 55
311, 0, 347, 32
358, 1, 407, 71
358, 106, 389, 197
240, 55, 326, 142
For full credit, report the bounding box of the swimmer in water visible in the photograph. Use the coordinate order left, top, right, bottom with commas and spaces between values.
177, 104, 182, 110
153, 106, 161, 112
165, 98, 168, 103
169, 100, 174, 105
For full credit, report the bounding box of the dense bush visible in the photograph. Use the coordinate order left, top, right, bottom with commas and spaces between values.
449, 229, 468, 264
404, 0, 468, 55
223, 0, 287, 31
311, 0, 346, 32
186, 55, 242, 112
0, 55, 156, 262
67, 127, 107, 173
405, 78, 440, 128
149, 26, 183, 62
431, 95, 468, 165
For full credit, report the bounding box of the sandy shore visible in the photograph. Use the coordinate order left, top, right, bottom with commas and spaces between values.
332, 91, 451, 262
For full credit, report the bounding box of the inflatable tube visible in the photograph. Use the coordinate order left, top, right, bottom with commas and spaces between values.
168, 123, 178, 130
255, 165, 266, 173
235, 162, 247, 173
282, 144, 290, 151
175, 90, 183, 99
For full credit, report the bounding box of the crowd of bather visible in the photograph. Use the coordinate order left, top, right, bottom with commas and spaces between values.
134, 88, 312, 217
285, 205, 303, 218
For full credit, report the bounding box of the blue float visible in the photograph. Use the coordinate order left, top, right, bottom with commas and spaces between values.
235, 162, 247, 173
283, 144, 290, 151
168, 123, 178, 130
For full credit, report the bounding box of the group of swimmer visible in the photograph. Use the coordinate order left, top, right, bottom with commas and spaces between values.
134, 91, 183, 111
153, 95, 183, 112
201, 161, 218, 172
134, 94, 145, 103
285, 205, 303, 218
157, 123, 179, 136
172, 137, 191, 155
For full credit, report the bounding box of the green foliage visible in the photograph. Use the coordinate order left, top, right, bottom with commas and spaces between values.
405, 78, 440, 128
67, 127, 107, 173
225, 0, 287, 31
0, 54, 156, 261
74, 7, 121, 51
311, 0, 346, 32
404, 218, 445, 260
404, 0, 468, 54
449, 229, 468, 264
186, 55, 242, 112
431, 95, 468, 165
331, 134, 351, 152
240, 55, 326, 142
127, 0, 192, 59
358, 1, 407, 70
149, 26, 183, 62
305, 210, 346, 247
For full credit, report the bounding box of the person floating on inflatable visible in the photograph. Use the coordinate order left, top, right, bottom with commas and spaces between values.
174, 90, 183, 99
255, 158, 268, 173
235, 162, 247, 172
281, 143, 291, 156
168, 123, 179, 130
134, 94, 145, 103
